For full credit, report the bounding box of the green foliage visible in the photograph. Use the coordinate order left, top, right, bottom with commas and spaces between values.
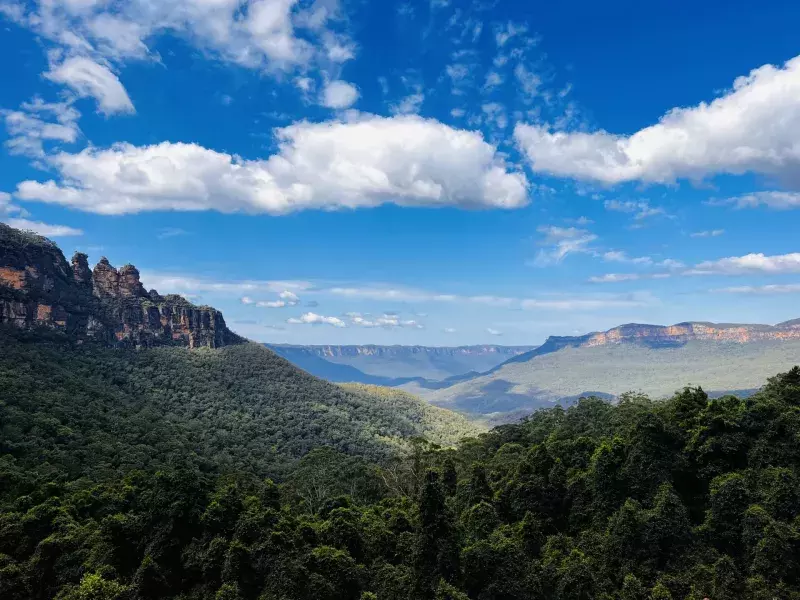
3, 332, 800, 599
0, 331, 477, 487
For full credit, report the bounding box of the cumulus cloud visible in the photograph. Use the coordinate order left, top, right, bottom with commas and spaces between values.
287, 312, 346, 327
710, 191, 800, 210
532, 225, 597, 265
514, 55, 800, 187
443, 327, 457, 333
45, 56, 135, 115
15, 114, 529, 214
486, 328, 502, 336
321, 80, 359, 109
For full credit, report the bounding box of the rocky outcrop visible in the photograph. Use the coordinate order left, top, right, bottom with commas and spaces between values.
0, 223, 243, 348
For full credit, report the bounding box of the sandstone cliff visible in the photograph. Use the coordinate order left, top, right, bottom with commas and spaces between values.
499, 319, 800, 369
0, 223, 243, 348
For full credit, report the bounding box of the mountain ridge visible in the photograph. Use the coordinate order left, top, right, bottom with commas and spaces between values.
490, 318, 800, 374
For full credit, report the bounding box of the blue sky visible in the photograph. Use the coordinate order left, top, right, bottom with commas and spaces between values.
1, 0, 800, 345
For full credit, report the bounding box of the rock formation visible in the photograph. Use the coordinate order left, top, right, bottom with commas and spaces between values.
0, 223, 243, 348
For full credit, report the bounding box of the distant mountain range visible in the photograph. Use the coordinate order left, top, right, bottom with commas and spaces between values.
413, 320, 800, 422
271, 321, 800, 425
265, 343, 534, 383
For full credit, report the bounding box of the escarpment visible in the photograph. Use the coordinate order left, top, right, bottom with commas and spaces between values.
0, 223, 243, 348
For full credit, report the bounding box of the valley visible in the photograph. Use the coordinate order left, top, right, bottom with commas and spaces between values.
274, 319, 800, 423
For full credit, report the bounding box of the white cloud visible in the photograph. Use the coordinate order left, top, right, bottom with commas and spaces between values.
141, 273, 312, 296
45, 56, 135, 115
280, 290, 300, 304
156, 227, 188, 239
486, 328, 502, 336
482, 102, 508, 129
711, 191, 800, 210
2, 98, 81, 157
514, 55, 800, 187
329, 286, 459, 303
325, 284, 648, 313
520, 295, 652, 310
713, 284, 800, 295
13, 0, 343, 72
2, 218, 83, 237
689, 253, 800, 276
494, 21, 527, 47
602, 250, 653, 265
588, 273, 651, 284
287, 312, 346, 327
659, 259, 686, 272
690, 229, 725, 238
257, 300, 287, 308
533, 225, 597, 265
321, 80, 359, 109
254, 289, 300, 308
514, 64, 541, 103
391, 90, 425, 116
446, 63, 470, 85
16, 114, 529, 214
349, 314, 424, 329
483, 71, 503, 91
604, 199, 666, 220
0, 190, 82, 236
443, 327, 457, 333
592, 252, 800, 282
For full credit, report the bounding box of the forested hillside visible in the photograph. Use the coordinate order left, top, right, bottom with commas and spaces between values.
0, 329, 477, 484
3, 337, 800, 598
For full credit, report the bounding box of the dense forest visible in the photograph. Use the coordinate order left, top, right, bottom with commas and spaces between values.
0, 330, 478, 484
3, 328, 800, 599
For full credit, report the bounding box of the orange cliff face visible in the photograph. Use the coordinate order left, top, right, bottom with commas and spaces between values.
0, 223, 243, 349
582, 322, 800, 347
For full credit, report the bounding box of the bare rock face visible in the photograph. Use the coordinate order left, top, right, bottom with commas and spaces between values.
71, 252, 92, 287
0, 223, 244, 348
